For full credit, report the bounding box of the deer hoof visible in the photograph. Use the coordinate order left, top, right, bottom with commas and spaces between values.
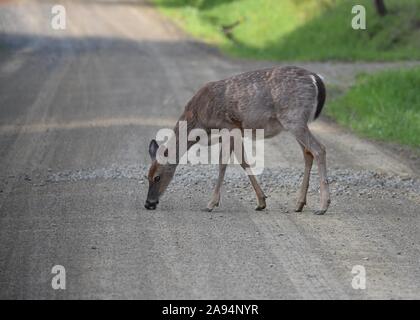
313, 209, 327, 215
202, 207, 214, 212
295, 202, 306, 212
255, 204, 266, 211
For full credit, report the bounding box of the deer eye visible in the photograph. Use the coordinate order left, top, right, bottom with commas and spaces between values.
154, 176, 161, 182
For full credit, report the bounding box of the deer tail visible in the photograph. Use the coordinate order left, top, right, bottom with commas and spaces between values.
309, 73, 326, 121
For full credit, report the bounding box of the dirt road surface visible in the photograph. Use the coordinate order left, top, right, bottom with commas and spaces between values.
0, 0, 419, 299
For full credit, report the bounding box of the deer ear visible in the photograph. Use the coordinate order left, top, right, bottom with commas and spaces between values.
149, 139, 159, 160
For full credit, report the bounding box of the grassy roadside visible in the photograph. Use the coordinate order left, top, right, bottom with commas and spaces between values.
152, 0, 420, 61
327, 68, 420, 147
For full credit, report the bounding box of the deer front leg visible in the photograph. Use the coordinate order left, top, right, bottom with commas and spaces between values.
204, 162, 227, 212
295, 142, 314, 212
235, 141, 267, 211
246, 173, 267, 211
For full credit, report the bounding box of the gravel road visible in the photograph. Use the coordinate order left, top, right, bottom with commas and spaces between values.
0, 0, 419, 299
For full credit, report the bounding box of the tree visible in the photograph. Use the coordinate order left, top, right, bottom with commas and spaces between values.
374, 0, 387, 16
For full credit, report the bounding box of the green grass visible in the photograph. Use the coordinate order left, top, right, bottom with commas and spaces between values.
152, 0, 420, 61
327, 68, 420, 147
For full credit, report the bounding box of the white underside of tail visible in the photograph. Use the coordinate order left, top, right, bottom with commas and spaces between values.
309, 74, 325, 122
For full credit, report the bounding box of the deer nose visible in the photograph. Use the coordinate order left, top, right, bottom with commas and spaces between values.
145, 199, 159, 210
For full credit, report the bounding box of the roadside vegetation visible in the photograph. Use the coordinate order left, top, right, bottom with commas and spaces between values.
152, 0, 420, 61
327, 68, 420, 147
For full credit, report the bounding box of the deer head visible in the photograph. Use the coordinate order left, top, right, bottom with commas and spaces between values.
144, 139, 177, 210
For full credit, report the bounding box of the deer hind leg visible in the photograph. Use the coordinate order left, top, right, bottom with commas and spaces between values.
290, 126, 330, 215
234, 140, 267, 211
295, 142, 314, 212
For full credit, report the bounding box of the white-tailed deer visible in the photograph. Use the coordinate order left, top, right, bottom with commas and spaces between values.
145, 66, 331, 215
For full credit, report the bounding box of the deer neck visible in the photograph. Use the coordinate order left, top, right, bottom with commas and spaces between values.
168, 115, 199, 165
